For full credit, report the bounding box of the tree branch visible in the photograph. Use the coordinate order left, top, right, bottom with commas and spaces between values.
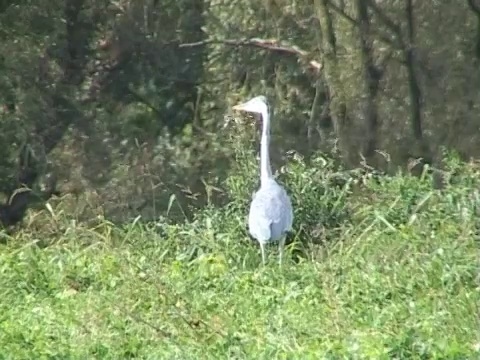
325, 0, 400, 49
178, 38, 323, 72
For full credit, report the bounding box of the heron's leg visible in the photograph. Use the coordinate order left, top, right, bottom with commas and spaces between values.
260, 242, 266, 265
279, 236, 286, 265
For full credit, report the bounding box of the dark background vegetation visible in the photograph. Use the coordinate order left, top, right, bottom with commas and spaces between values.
0, 0, 479, 227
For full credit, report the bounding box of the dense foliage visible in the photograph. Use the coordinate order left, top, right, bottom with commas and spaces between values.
0, 0, 480, 222
0, 2, 478, 357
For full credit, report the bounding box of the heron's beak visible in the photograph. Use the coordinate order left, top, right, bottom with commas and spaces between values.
232, 103, 246, 111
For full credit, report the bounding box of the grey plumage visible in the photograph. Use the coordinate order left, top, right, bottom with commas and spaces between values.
232, 96, 293, 265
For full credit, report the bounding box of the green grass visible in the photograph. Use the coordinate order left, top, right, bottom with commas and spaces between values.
0, 154, 479, 358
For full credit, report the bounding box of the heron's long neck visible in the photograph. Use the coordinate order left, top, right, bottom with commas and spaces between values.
260, 107, 273, 184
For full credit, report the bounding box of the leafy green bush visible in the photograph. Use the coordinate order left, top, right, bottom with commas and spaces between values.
0, 150, 478, 358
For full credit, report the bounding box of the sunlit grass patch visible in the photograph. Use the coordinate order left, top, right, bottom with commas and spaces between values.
0, 155, 478, 358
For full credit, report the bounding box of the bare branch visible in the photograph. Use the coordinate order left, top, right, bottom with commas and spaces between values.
325, 0, 401, 49
126, 86, 163, 118
325, 0, 356, 24
178, 38, 323, 72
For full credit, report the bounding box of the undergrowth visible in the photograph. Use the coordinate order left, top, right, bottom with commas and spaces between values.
0, 151, 479, 358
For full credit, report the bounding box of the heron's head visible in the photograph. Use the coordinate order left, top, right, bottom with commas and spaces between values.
232, 95, 268, 115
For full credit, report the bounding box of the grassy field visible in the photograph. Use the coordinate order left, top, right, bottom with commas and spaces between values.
0, 154, 479, 358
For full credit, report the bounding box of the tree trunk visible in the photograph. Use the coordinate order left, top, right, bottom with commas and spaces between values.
404, 0, 431, 167
356, 0, 380, 165
315, 0, 352, 163
467, 0, 480, 59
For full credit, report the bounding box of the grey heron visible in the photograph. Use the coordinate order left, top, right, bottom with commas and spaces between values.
232, 96, 293, 265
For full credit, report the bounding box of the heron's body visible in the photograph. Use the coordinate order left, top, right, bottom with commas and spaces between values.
248, 178, 293, 244
233, 95, 294, 265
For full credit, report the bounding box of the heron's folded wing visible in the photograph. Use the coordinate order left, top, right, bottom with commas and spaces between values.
249, 190, 290, 241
